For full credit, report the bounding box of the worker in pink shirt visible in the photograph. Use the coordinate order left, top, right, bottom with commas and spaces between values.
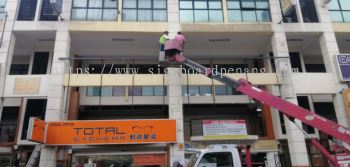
175, 31, 186, 52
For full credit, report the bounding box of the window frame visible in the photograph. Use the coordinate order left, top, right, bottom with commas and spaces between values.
71, 0, 118, 21
122, 0, 168, 22
227, 0, 271, 22
179, 0, 224, 22
329, 0, 350, 23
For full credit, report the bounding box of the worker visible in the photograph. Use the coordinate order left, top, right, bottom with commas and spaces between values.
159, 31, 169, 51
175, 31, 185, 52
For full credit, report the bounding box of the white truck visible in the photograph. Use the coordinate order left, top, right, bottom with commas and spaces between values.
185, 145, 242, 167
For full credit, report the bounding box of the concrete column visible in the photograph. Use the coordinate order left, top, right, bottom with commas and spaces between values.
270, 1, 309, 166
167, 1, 184, 166
314, 0, 350, 127
271, 32, 310, 167
167, 68, 185, 167
39, 1, 71, 164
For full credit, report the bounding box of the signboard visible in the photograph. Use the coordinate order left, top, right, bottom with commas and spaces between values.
202, 120, 248, 139
27, 117, 46, 143
280, 0, 296, 15
337, 54, 350, 81
133, 154, 166, 166
45, 119, 176, 145
343, 88, 350, 119
14, 77, 40, 94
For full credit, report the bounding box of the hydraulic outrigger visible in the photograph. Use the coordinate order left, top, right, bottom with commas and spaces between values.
163, 39, 350, 167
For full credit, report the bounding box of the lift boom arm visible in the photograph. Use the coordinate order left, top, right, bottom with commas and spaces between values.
171, 55, 350, 145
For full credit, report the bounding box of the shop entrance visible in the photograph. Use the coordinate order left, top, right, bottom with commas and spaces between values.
73, 153, 167, 167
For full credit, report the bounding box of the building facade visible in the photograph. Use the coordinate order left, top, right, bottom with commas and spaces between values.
0, 0, 350, 166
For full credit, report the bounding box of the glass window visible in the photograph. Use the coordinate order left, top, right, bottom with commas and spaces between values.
154, 86, 165, 96
228, 10, 242, 21
194, 1, 207, 9
343, 11, 350, 22
73, 0, 87, 7
328, 0, 340, 10
329, 11, 343, 22
180, 10, 194, 22
215, 85, 227, 95
72, 9, 87, 20
40, 0, 59, 21
227, 0, 270, 22
180, 1, 193, 9
103, 9, 118, 20
199, 152, 233, 167
227, 0, 240, 9
329, 0, 350, 22
123, 9, 137, 21
122, 0, 167, 21
123, 0, 137, 8
242, 10, 256, 21
188, 86, 200, 96
256, 0, 269, 9
87, 87, 100, 96
17, 0, 38, 20
71, 0, 118, 21
209, 10, 223, 21
139, 0, 152, 8
256, 10, 270, 21
200, 86, 212, 96
89, 0, 102, 7
138, 9, 152, 21
241, 0, 255, 8
153, 10, 167, 21
113, 87, 126, 96
339, 0, 350, 10
182, 86, 189, 96
105, 0, 118, 7
180, 0, 223, 22
101, 87, 113, 96
142, 86, 154, 96
227, 86, 234, 95
87, 9, 103, 20
194, 10, 209, 22
154, 0, 166, 8
0, 0, 6, 8
130, 86, 142, 96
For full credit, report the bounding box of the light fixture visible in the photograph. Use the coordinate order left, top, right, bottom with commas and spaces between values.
112, 38, 134, 42
37, 38, 55, 42
287, 38, 303, 42
208, 38, 230, 42
256, 106, 262, 112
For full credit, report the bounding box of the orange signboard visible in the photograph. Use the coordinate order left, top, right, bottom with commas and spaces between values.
27, 117, 46, 143
343, 88, 350, 119
45, 119, 176, 145
133, 154, 166, 166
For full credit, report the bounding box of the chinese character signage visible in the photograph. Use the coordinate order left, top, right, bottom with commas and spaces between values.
45, 119, 176, 145
336, 55, 350, 81
27, 117, 46, 143
202, 120, 248, 139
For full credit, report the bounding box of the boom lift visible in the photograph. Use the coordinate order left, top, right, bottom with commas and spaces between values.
163, 39, 350, 167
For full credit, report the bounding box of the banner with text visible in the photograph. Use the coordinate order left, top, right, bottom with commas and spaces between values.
46, 119, 176, 145
202, 120, 248, 139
